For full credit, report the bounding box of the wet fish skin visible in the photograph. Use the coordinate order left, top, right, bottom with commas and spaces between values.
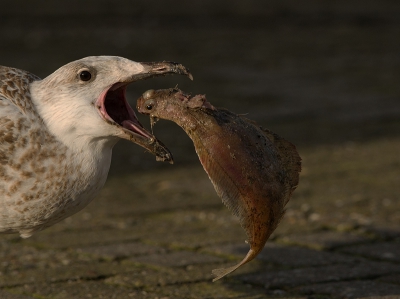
137, 88, 301, 281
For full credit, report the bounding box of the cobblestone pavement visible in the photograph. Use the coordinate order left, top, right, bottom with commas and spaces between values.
1, 0, 400, 298
0, 138, 399, 298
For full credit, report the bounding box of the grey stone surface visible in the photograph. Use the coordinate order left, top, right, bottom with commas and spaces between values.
0, 262, 131, 287
151, 281, 283, 299
339, 242, 400, 262
11, 281, 155, 299
23, 229, 141, 249
296, 280, 400, 299
379, 274, 400, 285
131, 250, 224, 267
105, 263, 216, 287
207, 243, 365, 267
241, 261, 400, 288
77, 242, 165, 260
0, 290, 35, 299
278, 231, 371, 250
367, 227, 400, 241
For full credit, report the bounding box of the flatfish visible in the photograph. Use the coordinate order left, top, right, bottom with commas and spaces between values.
137, 88, 301, 281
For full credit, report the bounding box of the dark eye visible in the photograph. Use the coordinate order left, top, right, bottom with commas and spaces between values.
144, 99, 155, 110
79, 70, 92, 81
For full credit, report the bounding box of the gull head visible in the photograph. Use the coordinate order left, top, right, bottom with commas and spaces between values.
30, 56, 192, 159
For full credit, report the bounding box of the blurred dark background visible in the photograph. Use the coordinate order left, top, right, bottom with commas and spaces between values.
1, 0, 399, 175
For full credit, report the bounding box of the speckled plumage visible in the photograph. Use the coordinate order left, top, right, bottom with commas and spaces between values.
0, 57, 191, 238
0, 67, 83, 238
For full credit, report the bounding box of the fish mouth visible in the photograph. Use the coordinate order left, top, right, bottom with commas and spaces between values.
96, 83, 173, 163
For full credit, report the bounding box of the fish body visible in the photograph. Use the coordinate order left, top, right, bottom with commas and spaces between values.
137, 88, 301, 281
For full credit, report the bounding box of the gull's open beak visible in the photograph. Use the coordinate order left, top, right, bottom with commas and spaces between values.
98, 61, 192, 163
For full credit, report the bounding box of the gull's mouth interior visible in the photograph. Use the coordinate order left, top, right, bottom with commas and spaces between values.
99, 83, 152, 139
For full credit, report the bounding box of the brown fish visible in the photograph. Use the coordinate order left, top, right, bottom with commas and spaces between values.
137, 88, 301, 281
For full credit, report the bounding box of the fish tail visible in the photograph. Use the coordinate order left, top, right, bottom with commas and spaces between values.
212, 264, 243, 282
212, 248, 257, 282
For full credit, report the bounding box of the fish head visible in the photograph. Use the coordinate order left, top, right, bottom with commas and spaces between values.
137, 88, 213, 121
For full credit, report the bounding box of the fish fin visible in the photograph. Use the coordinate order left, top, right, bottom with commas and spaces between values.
212, 248, 256, 281
196, 142, 260, 280
261, 128, 302, 205
196, 143, 250, 233
212, 264, 242, 282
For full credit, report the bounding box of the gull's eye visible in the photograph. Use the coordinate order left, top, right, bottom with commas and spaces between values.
79, 70, 92, 82
144, 99, 155, 110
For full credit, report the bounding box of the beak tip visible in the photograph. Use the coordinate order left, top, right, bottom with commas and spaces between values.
155, 152, 174, 164
138, 61, 193, 82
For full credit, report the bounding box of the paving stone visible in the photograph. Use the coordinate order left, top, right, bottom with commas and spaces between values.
105, 263, 214, 287
241, 261, 400, 289
108, 259, 267, 288
131, 250, 224, 267
10, 280, 156, 299
296, 280, 400, 299
153, 281, 299, 299
0, 243, 69, 272
77, 242, 165, 260
379, 274, 400, 285
144, 229, 245, 248
0, 290, 35, 299
207, 243, 364, 267
364, 226, 400, 240
139, 209, 246, 248
339, 242, 400, 262
278, 231, 371, 250
23, 229, 141, 249
0, 261, 133, 287
97, 166, 220, 216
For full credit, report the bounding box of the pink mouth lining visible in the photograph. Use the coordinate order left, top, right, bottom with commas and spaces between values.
97, 83, 152, 139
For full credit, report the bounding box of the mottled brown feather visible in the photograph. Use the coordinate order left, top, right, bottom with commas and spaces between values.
0, 66, 99, 237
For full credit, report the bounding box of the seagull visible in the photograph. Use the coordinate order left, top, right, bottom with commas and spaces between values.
0, 56, 192, 238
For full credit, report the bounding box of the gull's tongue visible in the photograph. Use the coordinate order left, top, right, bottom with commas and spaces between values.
122, 120, 153, 139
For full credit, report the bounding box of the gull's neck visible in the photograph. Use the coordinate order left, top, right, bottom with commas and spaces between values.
29, 80, 119, 155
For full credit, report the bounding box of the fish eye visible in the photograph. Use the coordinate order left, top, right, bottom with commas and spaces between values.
79, 70, 92, 82
144, 99, 155, 110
